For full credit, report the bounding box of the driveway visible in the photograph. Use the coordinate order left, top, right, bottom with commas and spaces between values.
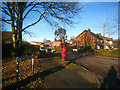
67, 53, 120, 88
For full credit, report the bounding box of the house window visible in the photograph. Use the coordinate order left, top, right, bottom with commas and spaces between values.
106, 45, 109, 49
54, 43, 56, 47
97, 39, 99, 41
57, 43, 59, 46
112, 46, 114, 48
109, 41, 112, 45
97, 45, 100, 49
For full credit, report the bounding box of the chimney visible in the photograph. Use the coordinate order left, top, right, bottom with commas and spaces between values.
99, 33, 101, 36
88, 29, 91, 32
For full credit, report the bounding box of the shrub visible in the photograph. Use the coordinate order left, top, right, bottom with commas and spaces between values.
95, 50, 118, 56
107, 50, 118, 55
2, 42, 40, 57
51, 45, 61, 53
67, 46, 74, 53
77, 46, 84, 53
67, 63, 81, 69
21, 43, 39, 56
77, 46, 94, 53
2, 43, 14, 57
55, 46, 61, 53
51, 47, 56, 51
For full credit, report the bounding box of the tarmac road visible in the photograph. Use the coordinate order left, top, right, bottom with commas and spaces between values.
67, 53, 120, 88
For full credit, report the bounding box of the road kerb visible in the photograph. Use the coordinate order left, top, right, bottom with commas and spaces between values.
79, 66, 101, 88
95, 55, 119, 60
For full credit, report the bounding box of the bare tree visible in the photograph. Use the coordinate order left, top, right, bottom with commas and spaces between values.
1, 1, 82, 53
70, 36, 75, 43
96, 15, 117, 50
97, 15, 117, 38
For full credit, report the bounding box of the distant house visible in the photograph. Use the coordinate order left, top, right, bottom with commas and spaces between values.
45, 40, 51, 43
112, 39, 119, 50
44, 42, 52, 49
39, 42, 51, 48
95, 33, 113, 50
52, 41, 61, 48
39, 43, 44, 47
30, 41, 52, 49
2, 31, 13, 44
2, 31, 29, 44
29, 41, 41, 45
75, 29, 113, 50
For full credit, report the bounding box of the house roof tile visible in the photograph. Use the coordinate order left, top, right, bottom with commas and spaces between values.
76, 29, 113, 41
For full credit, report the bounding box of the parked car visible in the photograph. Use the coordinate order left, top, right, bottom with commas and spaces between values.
51, 50, 56, 53
40, 47, 46, 52
73, 49, 77, 52
46, 49, 51, 53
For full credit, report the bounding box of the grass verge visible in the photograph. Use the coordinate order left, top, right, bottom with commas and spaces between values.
59, 60, 81, 69
66, 63, 81, 69
95, 50, 118, 57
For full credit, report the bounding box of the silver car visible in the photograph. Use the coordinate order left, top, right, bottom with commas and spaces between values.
40, 47, 46, 52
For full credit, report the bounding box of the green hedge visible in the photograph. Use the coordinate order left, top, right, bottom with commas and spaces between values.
51, 45, 61, 53
51, 45, 94, 53
2, 43, 13, 57
2, 42, 40, 57
20, 43, 39, 56
51, 47, 56, 51
55, 46, 61, 53
67, 46, 74, 53
95, 50, 118, 56
77, 46, 94, 53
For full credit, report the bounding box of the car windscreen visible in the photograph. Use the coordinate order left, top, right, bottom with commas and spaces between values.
41, 47, 45, 49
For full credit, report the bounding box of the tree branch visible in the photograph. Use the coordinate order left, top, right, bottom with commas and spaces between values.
22, 4, 36, 20
1, 7, 11, 16
6, 2, 12, 14
23, 30, 34, 37
23, 2, 33, 12
1, 18, 11, 24
3, 2, 8, 7
22, 11, 45, 31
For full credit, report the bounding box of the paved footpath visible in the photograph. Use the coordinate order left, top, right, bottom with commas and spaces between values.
43, 62, 100, 88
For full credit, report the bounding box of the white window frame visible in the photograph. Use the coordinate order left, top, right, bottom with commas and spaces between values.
54, 43, 56, 46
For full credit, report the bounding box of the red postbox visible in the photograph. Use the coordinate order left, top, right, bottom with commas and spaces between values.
61, 43, 66, 57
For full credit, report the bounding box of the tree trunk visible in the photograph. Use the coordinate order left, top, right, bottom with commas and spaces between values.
11, 3, 17, 49
17, 3, 23, 48
11, 2, 18, 56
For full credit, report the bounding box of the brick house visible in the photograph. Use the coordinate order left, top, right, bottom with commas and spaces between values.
29, 41, 52, 49
29, 41, 41, 45
44, 42, 52, 49
75, 29, 113, 50
52, 41, 61, 48
2, 31, 13, 44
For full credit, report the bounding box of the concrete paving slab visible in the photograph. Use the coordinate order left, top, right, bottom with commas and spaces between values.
44, 67, 99, 88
